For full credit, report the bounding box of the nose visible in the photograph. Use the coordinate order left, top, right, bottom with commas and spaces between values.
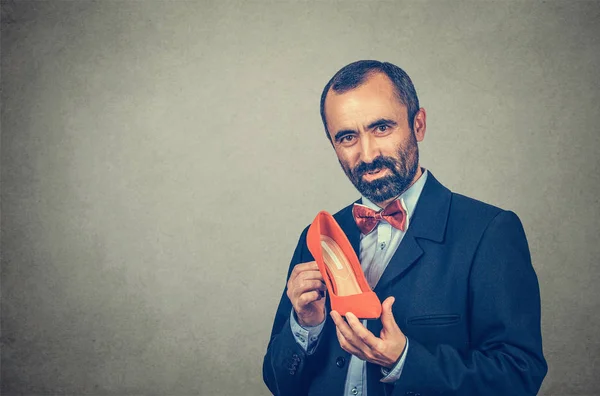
358, 134, 380, 164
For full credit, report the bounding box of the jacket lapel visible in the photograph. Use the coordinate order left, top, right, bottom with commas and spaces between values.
374, 172, 452, 293
374, 229, 423, 293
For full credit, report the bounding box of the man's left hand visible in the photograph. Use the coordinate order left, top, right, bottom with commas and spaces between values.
330, 296, 406, 369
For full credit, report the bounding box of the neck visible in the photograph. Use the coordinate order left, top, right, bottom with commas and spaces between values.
373, 166, 423, 209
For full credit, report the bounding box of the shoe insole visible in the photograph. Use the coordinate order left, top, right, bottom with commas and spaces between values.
320, 235, 362, 296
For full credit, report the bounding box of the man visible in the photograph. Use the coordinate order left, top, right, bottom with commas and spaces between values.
263, 60, 547, 395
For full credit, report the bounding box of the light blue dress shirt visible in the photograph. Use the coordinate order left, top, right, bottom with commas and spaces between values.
290, 170, 429, 395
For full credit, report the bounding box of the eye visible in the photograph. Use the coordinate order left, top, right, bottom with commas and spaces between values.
337, 134, 356, 145
376, 125, 388, 133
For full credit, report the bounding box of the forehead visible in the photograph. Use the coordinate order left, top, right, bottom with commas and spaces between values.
324, 72, 407, 133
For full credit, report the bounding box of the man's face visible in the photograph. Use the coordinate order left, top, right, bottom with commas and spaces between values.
323, 72, 426, 206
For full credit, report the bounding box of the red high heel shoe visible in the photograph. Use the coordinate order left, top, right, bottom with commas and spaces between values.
307, 211, 382, 319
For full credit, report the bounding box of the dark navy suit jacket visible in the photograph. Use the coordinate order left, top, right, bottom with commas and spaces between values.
263, 173, 547, 395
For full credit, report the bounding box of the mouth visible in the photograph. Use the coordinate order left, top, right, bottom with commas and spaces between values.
361, 168, 389, 181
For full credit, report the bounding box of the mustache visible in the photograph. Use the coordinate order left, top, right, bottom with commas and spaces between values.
352, 156, 399, 177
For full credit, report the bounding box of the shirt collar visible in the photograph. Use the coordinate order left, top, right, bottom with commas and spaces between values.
360, 168, 428, 221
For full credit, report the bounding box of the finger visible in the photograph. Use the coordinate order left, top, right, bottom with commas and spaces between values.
297, 290, 324, 307
380, 297, 398, 331
295, 271, 325, 297
290, 261, 318, 277
288, 261, 319, 283
336, 327, 364, 358
331, 311, 364, 349
330, 310, 346, 328
345, 312, 381, 349
294, 279, 327, 296
297, 270, 325, 282
290, 280, 326, 310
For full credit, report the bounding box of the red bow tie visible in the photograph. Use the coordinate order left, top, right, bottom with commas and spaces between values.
352, 199, 407, 235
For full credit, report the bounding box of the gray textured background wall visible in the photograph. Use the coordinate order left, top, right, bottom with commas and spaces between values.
1, 1, 599, 395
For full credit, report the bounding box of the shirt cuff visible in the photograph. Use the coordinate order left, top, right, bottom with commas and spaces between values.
289, 309, 325, 354
380, 337, 409, 383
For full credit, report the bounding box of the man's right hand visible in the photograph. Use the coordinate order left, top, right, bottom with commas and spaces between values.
287, 261, 327, 327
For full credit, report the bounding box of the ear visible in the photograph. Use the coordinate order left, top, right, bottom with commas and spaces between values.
413, 108, 426, 142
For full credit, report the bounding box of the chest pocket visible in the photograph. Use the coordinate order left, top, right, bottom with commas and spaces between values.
407, 314, 461, 326
405, 314, 465, 348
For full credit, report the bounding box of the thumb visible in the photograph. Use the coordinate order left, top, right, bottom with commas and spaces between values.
380, 296, 397, 330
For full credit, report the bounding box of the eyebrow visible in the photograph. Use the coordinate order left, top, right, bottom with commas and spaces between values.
333, 118, 398, 141
367, 118, 397, 129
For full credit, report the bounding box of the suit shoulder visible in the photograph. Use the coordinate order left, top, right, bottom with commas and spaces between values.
446, 192, 528, 250
449, 192, 511, 226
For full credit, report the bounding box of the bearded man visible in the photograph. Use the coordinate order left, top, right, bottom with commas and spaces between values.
262, 60, 547, 396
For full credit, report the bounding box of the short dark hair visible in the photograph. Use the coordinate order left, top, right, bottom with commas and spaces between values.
319, 60, 420, 140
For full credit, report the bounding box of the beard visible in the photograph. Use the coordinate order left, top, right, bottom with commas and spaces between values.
340, 131, 420, 204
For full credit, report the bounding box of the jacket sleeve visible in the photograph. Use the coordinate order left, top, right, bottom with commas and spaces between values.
263, 226, 321, 396
390, 211, 548, 396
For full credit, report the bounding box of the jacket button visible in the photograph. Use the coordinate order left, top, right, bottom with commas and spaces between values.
336, 356, 346, 368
